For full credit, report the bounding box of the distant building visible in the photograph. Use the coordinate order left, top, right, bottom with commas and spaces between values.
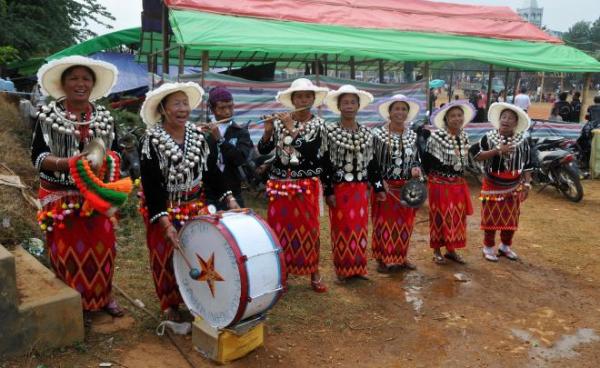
547, 29, 564, 39
517, 0, 543, 28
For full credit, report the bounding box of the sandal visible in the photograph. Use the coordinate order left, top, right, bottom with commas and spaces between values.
103, 299, 125, 318
498, 245, 518, 261
310, 278, 328, 293
444, 252, 466, 265
401, 260, 418, 270
483, 246, 499, 262
376, 263, 393, 274
433, 253, 446, 265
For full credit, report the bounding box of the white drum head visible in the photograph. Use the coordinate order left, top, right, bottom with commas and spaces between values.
175, 217, 243, 328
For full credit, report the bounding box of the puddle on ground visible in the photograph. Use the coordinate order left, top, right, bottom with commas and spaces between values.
512, 327, 600, 364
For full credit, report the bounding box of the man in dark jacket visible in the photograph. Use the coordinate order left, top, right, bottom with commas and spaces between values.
569, 91, 582, 122
551, 92, 572, 122
205, 86, 254, 209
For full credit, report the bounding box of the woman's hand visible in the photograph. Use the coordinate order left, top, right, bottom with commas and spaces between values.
411, 167, 422, 179
227, 195, 241, 209
325, 194, 336, 208
159, 217, 180, 248
261, 115, 275, 141
497, 142, 515, 155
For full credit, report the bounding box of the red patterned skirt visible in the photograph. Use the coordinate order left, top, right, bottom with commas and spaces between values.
267, 177, 321, 275
140, 193, 207, 311
371, 179, 417, 265
329, 182, 369, 277
427, 175, 473, 251
480, 174, 525, 231
38, 187, 116, 311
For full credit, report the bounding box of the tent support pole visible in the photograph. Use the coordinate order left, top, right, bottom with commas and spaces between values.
335, 55, 339, 78
580, 72, 592, 122
178, 46, 185, 81
560, 72, 565, 92
424, 62, 431, 114
315, 54, 321, 85
448, 68, 454, 101
514, 71, 521, 100
350, 56, 356, 80
486, 64, 494, 114
161, 1, 169, 80
379, 59, 385, 84
201, 50, 209, 122
503, 67, 510, 101
540, 72, 545, 102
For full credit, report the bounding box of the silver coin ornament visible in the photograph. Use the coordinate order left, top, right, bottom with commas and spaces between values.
344, 172, 354, 182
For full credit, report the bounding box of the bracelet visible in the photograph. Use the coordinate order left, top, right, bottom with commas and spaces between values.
150, 211, 169, 224
524, 182, 532, 188
35, 152, 51, 171
218, 190, 233, 202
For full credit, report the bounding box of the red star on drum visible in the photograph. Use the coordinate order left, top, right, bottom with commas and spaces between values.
196, 252, 225, 297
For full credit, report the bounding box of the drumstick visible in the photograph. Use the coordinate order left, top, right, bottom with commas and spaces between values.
172, 242, 202, 280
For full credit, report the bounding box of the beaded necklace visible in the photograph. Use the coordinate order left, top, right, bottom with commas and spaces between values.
485, 129, 528, 174
142, 122, 209, 203
425, 128, 470, 171
275, 115, 323, 166
324, 122, 373, 181
373, 126, 418, 177
38, 98, 115, 158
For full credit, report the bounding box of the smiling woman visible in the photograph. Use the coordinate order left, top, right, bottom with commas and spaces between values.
138, 82, 240, 321
30, 56, 125, 321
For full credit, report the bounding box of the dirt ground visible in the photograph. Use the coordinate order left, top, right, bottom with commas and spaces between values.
3, 178, 600, 368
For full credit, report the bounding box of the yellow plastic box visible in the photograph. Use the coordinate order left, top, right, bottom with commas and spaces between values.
192, 316, 265, 364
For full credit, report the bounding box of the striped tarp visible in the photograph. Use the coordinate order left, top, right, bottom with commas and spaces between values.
173, 72, 583, 144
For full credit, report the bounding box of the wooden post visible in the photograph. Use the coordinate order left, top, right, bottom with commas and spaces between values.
314, 54, 320, 85
580, 72, 592, 122
486, 64, 494, 113
378, 59, 385, 84
201, 51, 209, 122
503, 67, 510, 101
560, 72, 565, 92
161, 1, 170, 79
178, 46, 185, 82
424, 62, 431, 114
350, 56, 356, 80
448, 68, 454, 101
514, 72, 521, 102
539, 72, 545, 103
335, 54, 339, 78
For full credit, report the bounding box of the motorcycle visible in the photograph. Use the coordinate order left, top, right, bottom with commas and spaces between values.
117, 126, 144, 180
527, 121, 584, 202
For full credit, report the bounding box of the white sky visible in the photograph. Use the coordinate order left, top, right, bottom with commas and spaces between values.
90, 0, 598, 36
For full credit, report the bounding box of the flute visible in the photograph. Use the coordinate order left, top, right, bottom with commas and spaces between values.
199, 106, 310, 128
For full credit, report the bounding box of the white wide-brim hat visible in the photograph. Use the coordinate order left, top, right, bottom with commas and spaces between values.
325, 84, 374, 115
378, 94, 421, 123
37, 55, 118, 101
140, 82, 204, 128
430, 100, 476, 129
276, 78, 329, 109
488, 102, 530, 134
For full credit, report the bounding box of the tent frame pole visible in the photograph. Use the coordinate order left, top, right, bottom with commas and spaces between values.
178, 46, 185, 82
350, 56, 356, 80
580, 72, 592, 122
503, 67, 510, 102
486, 64, 494, 114
161, 1, 169, 80
424, 62, 431, 114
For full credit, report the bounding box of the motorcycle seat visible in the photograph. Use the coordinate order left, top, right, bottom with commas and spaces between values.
538, 150, 568, 162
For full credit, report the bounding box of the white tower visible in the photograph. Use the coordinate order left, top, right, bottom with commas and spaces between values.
517, 0, 543, 28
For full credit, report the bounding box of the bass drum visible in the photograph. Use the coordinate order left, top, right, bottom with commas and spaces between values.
174, 210, 286, 328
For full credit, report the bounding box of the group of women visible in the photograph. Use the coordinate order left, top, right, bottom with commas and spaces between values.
31, 56, 533, 323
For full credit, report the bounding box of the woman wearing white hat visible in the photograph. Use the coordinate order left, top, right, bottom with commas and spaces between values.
31, 55, 124, 319
371, 95, 423, 272
139, 82, 238, 321
322, 85, 386, 282
258, 78, 329, 293
470, 102, 533, 262
422, 101, 475, 265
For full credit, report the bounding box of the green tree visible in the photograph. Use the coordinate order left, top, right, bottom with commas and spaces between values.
590, 17, 600, 51
0, 0, 114, 61
562, 21, 592, 51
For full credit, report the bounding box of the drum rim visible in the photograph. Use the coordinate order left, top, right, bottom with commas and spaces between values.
249, 212, 287, 310
175, 214, 250, 328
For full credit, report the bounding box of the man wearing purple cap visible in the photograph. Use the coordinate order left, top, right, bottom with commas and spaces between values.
205, 86, 253, 209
